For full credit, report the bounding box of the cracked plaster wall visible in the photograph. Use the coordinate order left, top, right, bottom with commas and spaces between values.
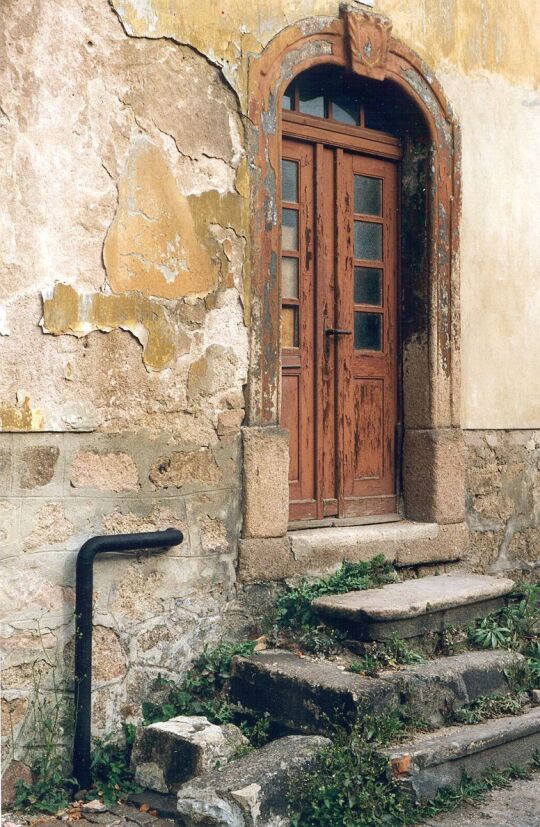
0, 0, 539, 788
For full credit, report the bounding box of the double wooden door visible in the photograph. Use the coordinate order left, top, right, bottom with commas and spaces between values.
280, 134, 398, 523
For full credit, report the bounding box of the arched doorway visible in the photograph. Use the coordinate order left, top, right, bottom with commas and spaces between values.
244, 8, 464, 536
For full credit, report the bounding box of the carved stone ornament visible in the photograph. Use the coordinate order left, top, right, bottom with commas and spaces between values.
341, 6, 393, 80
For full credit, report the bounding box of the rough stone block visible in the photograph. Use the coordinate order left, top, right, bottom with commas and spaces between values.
231, 650, 399, 734
403, 428, 465, 524
71, 451, 139, 492
231, 649, 523, 735
242, 426, 289, 539
0, 445, 12, 495
176, 735, 330, 826
131, 716, 248, 794
395, 522, 469, 566
20, 446, 59, 489
1, 759, 33, 807
149, 448, 222, 490
289, 521, 468, 573
386, 707, 540, 802
237, 536, 294, 583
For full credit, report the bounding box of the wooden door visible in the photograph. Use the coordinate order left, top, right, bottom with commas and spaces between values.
280, 132, 399, 523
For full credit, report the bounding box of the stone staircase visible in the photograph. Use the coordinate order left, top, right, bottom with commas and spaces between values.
228, 573, 540, 804
131, 572, 540, 825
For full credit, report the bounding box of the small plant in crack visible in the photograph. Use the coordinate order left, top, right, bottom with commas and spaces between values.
267, 556, 397, 656
348, 635, 424, 676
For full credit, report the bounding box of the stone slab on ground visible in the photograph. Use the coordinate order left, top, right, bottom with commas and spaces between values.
312, 574, 514, 640
231, 649, 399, 734
231, 649, 523, 733
386, 706, 540, 802
426, 771, 540, 826
131, 715, 248, 794
176, 735, 330, 826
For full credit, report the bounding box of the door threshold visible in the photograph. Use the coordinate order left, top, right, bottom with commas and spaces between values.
287, 513, 402, 532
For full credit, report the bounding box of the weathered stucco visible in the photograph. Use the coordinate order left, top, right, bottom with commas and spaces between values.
1, 0, 539, 796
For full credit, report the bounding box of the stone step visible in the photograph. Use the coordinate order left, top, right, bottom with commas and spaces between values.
176, 735, 330, 826
312, 573, 515, 640
386, 706, 540, 802
230, 648, 523, 735
287, 520, 468, 570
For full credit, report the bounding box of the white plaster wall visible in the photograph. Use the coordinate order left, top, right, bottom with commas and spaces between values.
439, 70, 540, 429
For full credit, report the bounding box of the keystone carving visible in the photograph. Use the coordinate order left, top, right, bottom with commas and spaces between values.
342, 6, 393, 80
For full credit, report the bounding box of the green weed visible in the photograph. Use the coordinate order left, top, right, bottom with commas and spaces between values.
274, 557, 395, 630
468, 582, 539, 652
142, 641, 268, 748
349, 635, 424, 676
288, 709, 540, 827
90, 723, 140, 804
13, 625, 75, 814
448, 693, 524, 725
269, 557, 396, 655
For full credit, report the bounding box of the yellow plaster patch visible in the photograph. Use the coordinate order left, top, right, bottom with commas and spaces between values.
41, 283, 184, 371
103, 139, 216, 300
0, 397, 45, 431
112, 0, 539, 92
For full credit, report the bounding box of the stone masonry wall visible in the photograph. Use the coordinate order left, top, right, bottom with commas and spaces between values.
465, 431, 540, 574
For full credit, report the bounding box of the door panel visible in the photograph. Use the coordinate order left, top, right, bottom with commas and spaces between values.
281, 139, 317, 518
281, 134, 398, 522
340, 153, 398, 515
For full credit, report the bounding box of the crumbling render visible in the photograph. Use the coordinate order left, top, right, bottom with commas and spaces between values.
41, 282, 185, 371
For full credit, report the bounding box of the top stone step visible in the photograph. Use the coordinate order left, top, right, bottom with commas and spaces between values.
312, 574, 515, 641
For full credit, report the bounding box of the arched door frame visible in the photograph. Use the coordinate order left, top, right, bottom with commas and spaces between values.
242, 6, 465, 539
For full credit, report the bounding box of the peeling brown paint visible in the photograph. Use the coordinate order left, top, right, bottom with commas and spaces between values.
104, 139, 216, 300
41, 283, 186, 371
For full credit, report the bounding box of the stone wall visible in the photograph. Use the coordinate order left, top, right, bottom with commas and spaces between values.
0, 428, 251, 767
465, 431, 540, 574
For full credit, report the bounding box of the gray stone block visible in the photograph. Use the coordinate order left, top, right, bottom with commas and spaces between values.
176, 735, 330, 826
386, 706, 540, 802
312, 574, 514, 640
131, 716, 248, 794
381, 650, 524, 725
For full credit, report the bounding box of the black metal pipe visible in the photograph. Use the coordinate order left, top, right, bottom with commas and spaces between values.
73, 528, 183, 790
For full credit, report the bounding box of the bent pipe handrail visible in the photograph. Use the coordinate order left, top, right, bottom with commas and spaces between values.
73, 528, 183, 790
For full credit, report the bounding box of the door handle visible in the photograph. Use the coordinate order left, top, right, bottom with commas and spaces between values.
325, 328, 352, 336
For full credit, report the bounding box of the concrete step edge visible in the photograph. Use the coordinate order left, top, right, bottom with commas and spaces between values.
385, 706, 540, 802
386, 705, 540, 768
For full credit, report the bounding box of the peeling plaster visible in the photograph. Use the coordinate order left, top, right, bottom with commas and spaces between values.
0, 397, 44, 432
104, 139, 216, 299
41, 283, 185, 371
